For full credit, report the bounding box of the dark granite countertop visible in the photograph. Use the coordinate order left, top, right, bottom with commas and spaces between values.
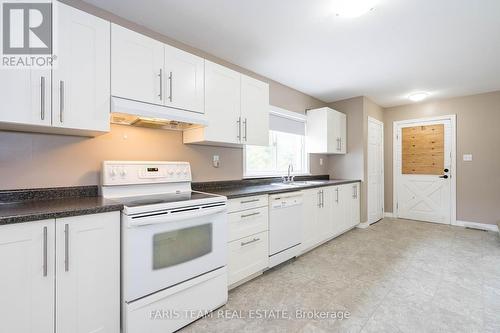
0, 186, 123, 225
193, 176, 361, 199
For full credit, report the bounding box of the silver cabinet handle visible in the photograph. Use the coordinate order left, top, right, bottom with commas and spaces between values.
64, 224, 69, 272
340, 138, 343, 151
237, 117, 242, 141
241, 212, 260, 219
42, 226, 48, 277
241, 238, 260, 247
243, 118, 248, 142
317, 190, 321, 208
40, 77, 45, 120
336, 188, 339, 203
241, 198, 259, 204
321, 190, 324, 208
158, 69, 163, 101
59, 81, 64, 123
168, 71, 173, 102
353, 185, 357, 199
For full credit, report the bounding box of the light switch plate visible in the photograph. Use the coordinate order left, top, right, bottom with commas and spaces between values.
463, 154, 473, 161
320, 158, 323, 166
213, 155, 220, 168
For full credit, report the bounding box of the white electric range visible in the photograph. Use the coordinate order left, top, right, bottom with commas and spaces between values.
101, 161, 228, 333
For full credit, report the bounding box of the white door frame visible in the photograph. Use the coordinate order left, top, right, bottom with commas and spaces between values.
393, 115, 457, 225
367, 116, 384, 224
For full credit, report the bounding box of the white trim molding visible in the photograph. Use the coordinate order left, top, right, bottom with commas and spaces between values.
384, 212, 394, 218
455, 220, 499, 233
357, 222, 370, 229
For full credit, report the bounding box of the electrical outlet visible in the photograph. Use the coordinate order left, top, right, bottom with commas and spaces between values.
320, 158, 323, 166
463, 154, 473, 161
213, 155, 220, 168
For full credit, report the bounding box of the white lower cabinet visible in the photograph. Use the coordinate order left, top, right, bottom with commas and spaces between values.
343, 183, 360, 230
55, 212, 120, 333
300, 183, 360, 254
300, 189, 320, 252
0, 219, 55, 333
227, 195, 269, 287
228, 206, 268, 242
0, 212, 120, 333
228, 231, 269, 286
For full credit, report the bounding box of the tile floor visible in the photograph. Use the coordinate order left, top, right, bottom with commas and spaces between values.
181, 218, 500, 333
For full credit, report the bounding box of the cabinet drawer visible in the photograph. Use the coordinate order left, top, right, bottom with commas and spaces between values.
227, 195, 268, 213
228, 206, 268, 242
228, 231, 269, 286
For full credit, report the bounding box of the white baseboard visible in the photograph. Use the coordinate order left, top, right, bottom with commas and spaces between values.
357, 222, 370, 229
384, 212, 394, 218
454, 220, 499, 233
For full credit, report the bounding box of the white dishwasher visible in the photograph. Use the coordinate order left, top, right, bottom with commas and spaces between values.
269, 192, 303, 268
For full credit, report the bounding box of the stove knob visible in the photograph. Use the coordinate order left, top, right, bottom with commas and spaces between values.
120, 169, 127, 177
110, 168, 117, 177
183, 168, 189, 176
176, 169, 182, 176
168, 169, 174, 176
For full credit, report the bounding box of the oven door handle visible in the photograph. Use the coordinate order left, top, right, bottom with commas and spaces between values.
128, 205, 227, 227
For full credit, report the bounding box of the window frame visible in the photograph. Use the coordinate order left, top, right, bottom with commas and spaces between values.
243, 107, 310, 179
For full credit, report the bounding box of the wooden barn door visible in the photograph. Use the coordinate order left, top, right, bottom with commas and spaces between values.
395, 119, 452, 224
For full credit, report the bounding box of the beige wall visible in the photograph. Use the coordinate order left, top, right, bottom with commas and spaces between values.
327, 97, 367, 222
327, 97, 384, 224
0, 0, 329, 190
384, 91, 500, 225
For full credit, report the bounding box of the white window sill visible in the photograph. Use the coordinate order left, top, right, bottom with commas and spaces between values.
243, 173, 312, 179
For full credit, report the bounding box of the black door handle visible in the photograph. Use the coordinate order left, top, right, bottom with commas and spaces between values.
439, 175, 449, 179
444, 168, 449, 173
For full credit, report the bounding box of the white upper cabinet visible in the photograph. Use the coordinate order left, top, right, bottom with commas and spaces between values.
183, 61, 270, 147
111, 24, 205, 114
306, 107, 347, 154
240, 74, 269, 146
0, 69, 51, 127
184, 60, 241, 145
0, 3, 110, 136
164, 44, 204, 113
0, 220, 55, 333
111, 24, 164, 105
53, 2, 110, 132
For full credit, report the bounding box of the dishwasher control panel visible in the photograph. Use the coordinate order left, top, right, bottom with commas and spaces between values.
270, 193, 303, 209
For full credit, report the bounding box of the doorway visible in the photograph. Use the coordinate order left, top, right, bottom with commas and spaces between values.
393, 115, 456, 224
367, 117, 384, 224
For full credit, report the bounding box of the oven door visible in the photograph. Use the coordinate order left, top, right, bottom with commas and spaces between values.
122, 203, 227, 302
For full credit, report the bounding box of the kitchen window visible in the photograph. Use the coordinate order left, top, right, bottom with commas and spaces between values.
244, 107, 308, 177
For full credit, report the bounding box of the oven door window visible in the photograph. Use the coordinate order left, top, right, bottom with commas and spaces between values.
152, 224, 213, 270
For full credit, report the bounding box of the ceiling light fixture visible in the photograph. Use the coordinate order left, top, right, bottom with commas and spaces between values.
408, 92, 430, 102
334, 0, 378, 18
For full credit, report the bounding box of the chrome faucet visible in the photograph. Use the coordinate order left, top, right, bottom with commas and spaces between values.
283, 164, 294, 183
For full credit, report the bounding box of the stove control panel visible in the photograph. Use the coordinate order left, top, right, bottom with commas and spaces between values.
102, 161, 192, 185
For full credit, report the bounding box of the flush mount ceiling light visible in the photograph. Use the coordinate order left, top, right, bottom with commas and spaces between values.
408, 92, 430, 102
334, 0, 378, 18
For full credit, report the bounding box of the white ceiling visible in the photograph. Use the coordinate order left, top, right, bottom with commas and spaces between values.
83, 0, 500, 107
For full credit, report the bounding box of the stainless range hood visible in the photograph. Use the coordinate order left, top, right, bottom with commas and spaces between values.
110, 96, 208, 131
